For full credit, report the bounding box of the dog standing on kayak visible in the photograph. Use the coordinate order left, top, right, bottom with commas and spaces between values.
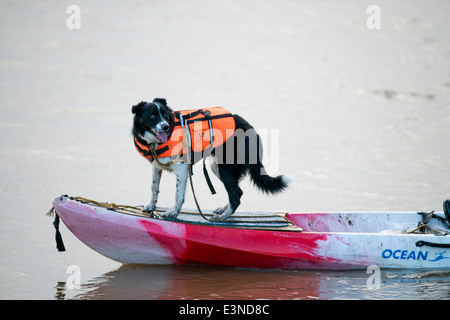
131, 98, 292, 220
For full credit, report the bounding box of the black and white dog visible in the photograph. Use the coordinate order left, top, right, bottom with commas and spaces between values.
132, 98, 292, 220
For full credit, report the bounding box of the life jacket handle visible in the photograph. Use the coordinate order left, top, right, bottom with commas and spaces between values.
174, 109, 211, 121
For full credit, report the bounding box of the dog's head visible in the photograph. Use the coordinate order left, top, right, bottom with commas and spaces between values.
132, 98, 174, 144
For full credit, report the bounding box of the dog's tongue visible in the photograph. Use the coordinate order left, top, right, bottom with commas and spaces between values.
156, 131, 168, 143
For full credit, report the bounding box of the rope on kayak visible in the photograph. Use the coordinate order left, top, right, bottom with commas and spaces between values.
188, 163, 215, 222
46, 206, 66, 252
70, 196, 142, 212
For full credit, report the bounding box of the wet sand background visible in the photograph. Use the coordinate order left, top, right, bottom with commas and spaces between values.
1, 0, 449, 299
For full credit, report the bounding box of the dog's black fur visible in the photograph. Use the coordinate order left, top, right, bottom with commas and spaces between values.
132, 98, 291, 220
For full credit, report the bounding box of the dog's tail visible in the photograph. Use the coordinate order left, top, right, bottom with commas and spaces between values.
249, 161, 293, 195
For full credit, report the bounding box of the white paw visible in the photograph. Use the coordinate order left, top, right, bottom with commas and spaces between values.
162, 208, 180, 218
213, 204, 228, 214
143, 203, 156, 213
211, 207, 233, 221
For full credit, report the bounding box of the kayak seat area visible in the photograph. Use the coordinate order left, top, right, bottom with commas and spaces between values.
286, 211, 450, 234
150, 208, 303, 232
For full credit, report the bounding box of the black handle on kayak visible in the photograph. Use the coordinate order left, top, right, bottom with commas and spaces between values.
416, 240, 450, 248
444, 199, 450, 223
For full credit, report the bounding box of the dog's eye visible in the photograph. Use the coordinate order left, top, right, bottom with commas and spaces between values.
163, 113, 171, 121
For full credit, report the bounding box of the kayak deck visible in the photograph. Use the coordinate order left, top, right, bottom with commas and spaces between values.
67, 196, 302, 231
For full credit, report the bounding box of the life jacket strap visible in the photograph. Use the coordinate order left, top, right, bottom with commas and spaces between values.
203, 158, 216, 195
180, 116, 216, 195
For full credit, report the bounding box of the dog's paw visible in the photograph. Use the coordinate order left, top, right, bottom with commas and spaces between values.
162, 208, 180, 219
213, 205, 228, 215
143, 203, 156, 213
211, 207, 233, 221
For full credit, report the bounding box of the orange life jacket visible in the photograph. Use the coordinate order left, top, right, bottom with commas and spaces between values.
134, 107, 235, 164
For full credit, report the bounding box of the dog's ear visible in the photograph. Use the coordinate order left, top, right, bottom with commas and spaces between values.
131, 101, 146, 115
152, 98, 167, 107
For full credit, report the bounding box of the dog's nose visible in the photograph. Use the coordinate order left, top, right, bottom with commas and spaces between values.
161, 123, 169, 131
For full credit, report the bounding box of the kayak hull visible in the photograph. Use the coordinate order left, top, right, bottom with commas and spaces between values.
52, 196, 450, 269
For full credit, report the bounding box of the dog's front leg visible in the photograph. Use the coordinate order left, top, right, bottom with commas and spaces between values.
162, 163, 188, 218
143, 166, 162, 213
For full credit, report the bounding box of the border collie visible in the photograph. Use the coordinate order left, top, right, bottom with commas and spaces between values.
131, 98, 292, 220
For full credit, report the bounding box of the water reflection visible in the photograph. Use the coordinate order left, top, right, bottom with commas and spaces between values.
54, 264, 450, 300
55, 282, 67, 300
64, 265, 329, 300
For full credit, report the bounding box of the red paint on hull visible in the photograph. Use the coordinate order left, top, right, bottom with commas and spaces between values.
139, 219, 341, 269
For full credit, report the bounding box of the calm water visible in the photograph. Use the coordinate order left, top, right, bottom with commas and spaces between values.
1, 1, 449, 300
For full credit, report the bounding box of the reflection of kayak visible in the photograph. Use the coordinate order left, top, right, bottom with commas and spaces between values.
51, 196, 450, 269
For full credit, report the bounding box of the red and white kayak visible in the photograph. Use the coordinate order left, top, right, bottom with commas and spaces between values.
52, 196, 450, 269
